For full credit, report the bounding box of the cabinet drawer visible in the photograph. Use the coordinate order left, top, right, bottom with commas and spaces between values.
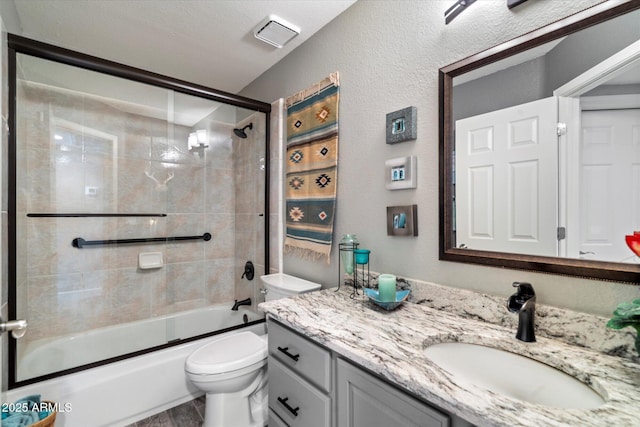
269, 356, 331, 427
268, 320, 331, 392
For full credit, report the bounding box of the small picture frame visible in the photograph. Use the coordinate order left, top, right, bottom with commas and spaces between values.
387, 205, 418, 236
385, 156, 417, 190
386, 106, 417, 144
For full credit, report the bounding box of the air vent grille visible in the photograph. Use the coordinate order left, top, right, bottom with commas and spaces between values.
254, 15, 299, 48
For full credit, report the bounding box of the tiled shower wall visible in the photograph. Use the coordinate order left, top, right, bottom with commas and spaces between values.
15, 80, 265, 345
232, 113, 266, 305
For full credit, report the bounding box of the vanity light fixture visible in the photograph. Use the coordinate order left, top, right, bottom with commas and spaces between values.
188, 129, 208, 157
188, 129, 207, 149
444, 0, 477, 25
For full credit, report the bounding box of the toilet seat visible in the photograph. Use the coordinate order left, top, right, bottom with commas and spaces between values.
185, 331, 267, 375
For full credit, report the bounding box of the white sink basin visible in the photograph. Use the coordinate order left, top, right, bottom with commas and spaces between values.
423, 342, 604, 409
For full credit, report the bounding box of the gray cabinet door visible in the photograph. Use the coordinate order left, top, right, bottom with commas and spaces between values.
337, 359, 450, 427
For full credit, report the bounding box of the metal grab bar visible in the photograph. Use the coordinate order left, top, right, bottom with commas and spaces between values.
72, 232, 212, 248
28, 213, 167, 217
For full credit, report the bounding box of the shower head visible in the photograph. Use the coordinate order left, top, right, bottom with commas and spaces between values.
233, 123, 253, 139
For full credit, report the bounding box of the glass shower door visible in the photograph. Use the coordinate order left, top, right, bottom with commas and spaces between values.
11, 50, 268, 385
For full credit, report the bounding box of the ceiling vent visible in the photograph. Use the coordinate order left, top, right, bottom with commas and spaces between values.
254, 15, 300, 48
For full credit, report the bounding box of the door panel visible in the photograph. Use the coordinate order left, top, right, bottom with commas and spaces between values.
579, 109, 640, 262
455, 97, 559, 256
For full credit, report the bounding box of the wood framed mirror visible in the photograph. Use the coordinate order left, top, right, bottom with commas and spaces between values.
439, 1, 640, 283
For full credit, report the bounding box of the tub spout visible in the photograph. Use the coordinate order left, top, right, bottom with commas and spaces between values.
232, 298, 252, 311
507, 282, 536, 342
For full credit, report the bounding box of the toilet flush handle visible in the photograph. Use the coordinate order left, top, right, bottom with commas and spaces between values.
0, 317, 28, 339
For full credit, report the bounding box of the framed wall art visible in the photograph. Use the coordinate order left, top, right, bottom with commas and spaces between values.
386, 205, 418, 236
386, 106, 417, 144
385, 156, 417, 190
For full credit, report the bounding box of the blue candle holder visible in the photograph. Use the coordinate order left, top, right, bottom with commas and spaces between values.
353, 249, 371, 297
354, 249, 370, 265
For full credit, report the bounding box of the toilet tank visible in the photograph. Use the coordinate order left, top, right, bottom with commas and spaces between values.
260, 273, 322, 301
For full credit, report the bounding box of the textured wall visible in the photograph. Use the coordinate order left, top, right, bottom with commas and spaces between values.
241, 0, 639, 316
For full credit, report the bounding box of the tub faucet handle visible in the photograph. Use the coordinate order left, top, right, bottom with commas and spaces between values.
241, 261, 254, 280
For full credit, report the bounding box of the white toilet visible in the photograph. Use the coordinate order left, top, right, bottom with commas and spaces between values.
185, 273, 321, 427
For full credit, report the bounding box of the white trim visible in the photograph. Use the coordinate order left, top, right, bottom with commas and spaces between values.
580, 94, 640, 110
271, 98, 285, 273
557, 97, 582, 259
554, 40, 640, 97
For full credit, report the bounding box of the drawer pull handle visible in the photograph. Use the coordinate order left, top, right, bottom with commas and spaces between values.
277, 346, 300, 361
277, 396, 300, 417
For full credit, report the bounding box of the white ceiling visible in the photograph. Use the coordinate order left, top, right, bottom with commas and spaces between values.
8, 0, 358, 94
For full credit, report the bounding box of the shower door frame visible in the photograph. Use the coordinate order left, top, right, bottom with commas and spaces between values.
7, 34, 271, 389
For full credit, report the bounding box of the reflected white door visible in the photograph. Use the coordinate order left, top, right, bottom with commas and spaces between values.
455, 97, 559, 256
579, 109, 640, 262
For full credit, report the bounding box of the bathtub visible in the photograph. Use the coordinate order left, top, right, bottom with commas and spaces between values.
7, 305, 265, 427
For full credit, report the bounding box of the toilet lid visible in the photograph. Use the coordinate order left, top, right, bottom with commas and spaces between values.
185, 331, 267, 375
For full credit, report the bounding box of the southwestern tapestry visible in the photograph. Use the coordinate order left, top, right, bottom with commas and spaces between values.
284, 75, 339, 262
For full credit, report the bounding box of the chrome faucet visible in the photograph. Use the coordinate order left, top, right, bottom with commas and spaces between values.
507, 282, 536, 342
231, 297, 252, 311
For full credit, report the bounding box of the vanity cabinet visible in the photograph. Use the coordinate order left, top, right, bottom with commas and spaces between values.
336, 358, 449, 427
267, 319, 472, 427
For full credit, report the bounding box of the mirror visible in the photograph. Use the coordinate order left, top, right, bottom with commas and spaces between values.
439, 2, 640, 283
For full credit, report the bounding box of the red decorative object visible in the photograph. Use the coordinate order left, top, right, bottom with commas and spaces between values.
625, 231, 640, 257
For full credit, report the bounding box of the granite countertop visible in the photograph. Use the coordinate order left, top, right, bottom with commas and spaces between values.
259, 288, 640, 427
